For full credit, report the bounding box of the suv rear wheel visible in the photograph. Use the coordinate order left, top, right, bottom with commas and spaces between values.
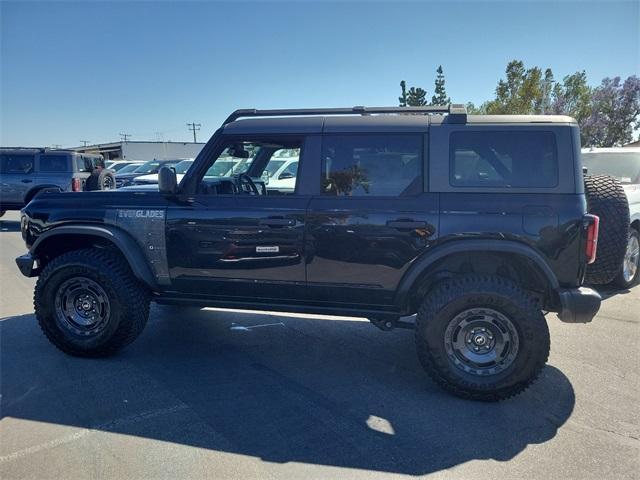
415, 275, 549, 401
34, 248, 149, 357
613, 227, 640, 289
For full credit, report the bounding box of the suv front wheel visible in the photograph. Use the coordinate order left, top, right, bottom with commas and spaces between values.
415, 275, 550, 401
34, 248, 150, 357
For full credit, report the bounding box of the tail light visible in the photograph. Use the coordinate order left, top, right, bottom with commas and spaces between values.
72, 178, 81, 192
584, 214, 599, 264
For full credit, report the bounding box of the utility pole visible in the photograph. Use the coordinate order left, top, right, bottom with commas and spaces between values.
80, 140, 90, 147
51, 144, 62, 149
186, 122, 201, 143
119, 132, 131, 142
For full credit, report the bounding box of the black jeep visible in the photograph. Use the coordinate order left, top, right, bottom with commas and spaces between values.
16, 105, 602, 401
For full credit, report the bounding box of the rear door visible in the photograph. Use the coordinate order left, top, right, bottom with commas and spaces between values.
0, 152, 36, 206
305, 132, 438, 307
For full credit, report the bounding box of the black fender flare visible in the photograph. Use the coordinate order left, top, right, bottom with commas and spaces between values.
30, 225, 159, 289
25, 185, 64, 204
394, 239, 560, 312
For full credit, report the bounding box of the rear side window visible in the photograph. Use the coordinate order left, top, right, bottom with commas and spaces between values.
39, 154, 69, 172
321, 135, 422, 196
450, 131, 558, 188
74, 156, 94, 173
0, 154, 35, 174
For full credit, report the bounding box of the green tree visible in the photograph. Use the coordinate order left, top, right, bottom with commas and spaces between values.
551, 71, 593, 124
406, 86, 428, 106
431, 65, 450, 105
398, 80, 408, 107
485, 60, 551, 114
399, 80, 428, 106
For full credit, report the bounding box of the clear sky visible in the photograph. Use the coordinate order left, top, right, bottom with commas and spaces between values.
1, 0, 638, 147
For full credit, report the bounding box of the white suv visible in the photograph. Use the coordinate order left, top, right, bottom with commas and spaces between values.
582, 147, 640, 287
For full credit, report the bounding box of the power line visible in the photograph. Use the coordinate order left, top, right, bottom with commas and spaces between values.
51, 144, 62, 149
119, 132, 131, 142
79, 140, 90, 147
186, 122, 201, 143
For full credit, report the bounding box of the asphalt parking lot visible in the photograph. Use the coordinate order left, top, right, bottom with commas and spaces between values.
0, 210, 638, 479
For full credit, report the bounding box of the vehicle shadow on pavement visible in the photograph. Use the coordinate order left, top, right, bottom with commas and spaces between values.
593, 284, 636, 301
0, 220, 21, 233
1, 307, 575, 476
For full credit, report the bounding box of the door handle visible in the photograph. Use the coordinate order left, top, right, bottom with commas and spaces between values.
21, 179, 33, 183
386, 219, 428, 229
260, 217, 296, 227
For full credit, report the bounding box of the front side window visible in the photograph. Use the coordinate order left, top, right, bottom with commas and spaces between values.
0, 154, 35, 174
321, 135, 422, 196
197, 139, 302, 195
450, 131, 558, 188
39, 154, 68, 172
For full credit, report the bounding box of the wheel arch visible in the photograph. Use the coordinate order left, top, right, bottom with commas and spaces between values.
31, 225, 158, 290
395, 239, 560, 314
24, 185, 64, 204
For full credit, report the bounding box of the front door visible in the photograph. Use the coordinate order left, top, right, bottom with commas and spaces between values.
305, 133, 438, 307
166, 136, 316, 303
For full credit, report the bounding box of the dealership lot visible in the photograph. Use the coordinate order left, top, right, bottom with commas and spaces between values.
0, 210, 638, 479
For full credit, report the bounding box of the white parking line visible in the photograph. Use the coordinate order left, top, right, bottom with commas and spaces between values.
0, 404, 189, 464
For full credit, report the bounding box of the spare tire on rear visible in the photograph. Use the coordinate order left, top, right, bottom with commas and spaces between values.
86, 169, 116, 191
584, 175, 630, 285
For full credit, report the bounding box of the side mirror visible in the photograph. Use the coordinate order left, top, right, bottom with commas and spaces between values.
278, 172, 295, 180
158, 166, 177, 195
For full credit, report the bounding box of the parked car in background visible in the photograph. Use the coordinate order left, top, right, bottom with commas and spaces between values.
114, 158, 184, 188
115, 162, 146, 174
265, 157, 298, 193
131, 159, 194, 186
0, 148, 114, 217
582, 147, 640, 287
105, 160, 144, 172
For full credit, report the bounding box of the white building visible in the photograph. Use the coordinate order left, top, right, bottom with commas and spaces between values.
71, 141, 206, 162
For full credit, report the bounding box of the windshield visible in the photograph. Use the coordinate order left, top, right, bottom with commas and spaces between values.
132, 161, 163, 174
110, 163, 132, 172
582, 152, 640, 184
263, 160, 286, 178
118, 163, 143, 173
174, 160, 194, 174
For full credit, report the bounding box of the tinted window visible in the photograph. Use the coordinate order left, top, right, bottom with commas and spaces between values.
450, 131, 558, 188
39, 154, 68, 172
0, 154, 35, 174
74, 156, 93, 172
321, 135, 422, 196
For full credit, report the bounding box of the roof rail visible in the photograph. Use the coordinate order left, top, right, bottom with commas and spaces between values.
222, 104, 467, 125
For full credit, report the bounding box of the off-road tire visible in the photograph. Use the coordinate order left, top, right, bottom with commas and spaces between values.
415, 275, 550, 401
99, 170, 116, 190
613, 227, 640, 289
34, 248, 149, 357
584, 175, 630, 285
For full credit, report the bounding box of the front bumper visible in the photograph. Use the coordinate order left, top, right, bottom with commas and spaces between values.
15, 253, 38, 278
557, 287, 601, 323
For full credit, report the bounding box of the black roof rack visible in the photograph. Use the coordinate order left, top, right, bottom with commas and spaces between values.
223, 104, 467, 125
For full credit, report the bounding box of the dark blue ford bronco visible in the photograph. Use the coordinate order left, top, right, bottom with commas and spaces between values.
16, 105, 602, 401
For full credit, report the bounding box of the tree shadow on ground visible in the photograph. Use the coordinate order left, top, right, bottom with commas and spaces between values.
1, 307, 575, 475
